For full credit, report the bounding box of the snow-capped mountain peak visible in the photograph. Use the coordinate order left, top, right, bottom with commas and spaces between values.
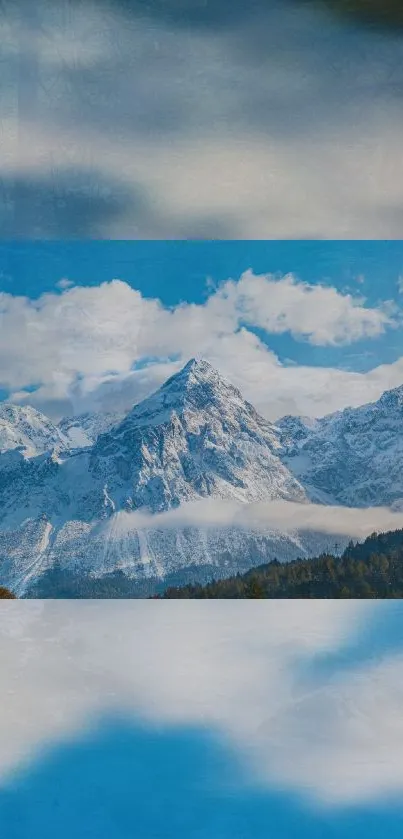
0, 403, 69, 458
3, 362, 403, 596
0, 360, 312, 595
278, 381, 403, 507
121, 357, 249, 429
90, 358, 307, 513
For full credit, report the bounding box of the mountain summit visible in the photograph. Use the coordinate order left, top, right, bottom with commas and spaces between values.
121, 358, 249, 427
0, 359, 311, 594
90, 357, 307, 513
2, 360, 403, 596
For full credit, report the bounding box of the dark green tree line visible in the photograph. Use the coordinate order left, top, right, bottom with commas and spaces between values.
158, 528, 403, 599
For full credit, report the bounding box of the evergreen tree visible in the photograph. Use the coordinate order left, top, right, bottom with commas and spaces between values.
159, 527, 403, 600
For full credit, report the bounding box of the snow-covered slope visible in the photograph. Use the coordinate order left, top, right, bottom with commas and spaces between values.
0, 360, 313, 594
277, 383, 403, 508
2, 361, 403, 596
0, 404, 69, 458
58, 411, 126, 447
89, 358, 309, 512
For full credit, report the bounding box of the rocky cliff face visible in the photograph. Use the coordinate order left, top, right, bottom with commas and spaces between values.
277, 383, 403, 508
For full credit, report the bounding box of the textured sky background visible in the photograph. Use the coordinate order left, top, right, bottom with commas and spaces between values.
1, 601, 403, 837
1, 0, 403, 238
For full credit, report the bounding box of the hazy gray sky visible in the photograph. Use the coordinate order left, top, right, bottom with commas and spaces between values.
1, 0, 403, 238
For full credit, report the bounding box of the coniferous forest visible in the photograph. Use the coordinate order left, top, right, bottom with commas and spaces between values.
157, 528, 403, 599
3, 528, 403, 599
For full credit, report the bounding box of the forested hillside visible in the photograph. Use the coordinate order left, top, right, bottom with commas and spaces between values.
9, 528, 403, 599
158, 529, 403, 598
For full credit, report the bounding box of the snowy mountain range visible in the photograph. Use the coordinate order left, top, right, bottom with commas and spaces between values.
1, 358, 402, 596
277, 385, 403, 508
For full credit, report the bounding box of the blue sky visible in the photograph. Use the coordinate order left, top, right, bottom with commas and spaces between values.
1, 1, 403, 239
2, 240, 403, 308
17, 239, 403, 371
1, 601, 403, 838
0, 241, 403, 420
2, 719, 403, 839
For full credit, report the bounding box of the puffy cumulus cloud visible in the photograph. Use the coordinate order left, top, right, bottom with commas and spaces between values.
1, 274, 401, 420
219, 271, 395, 346
0, 281, 161, 389
2, 599, 403, 808
97, 498, 403, 541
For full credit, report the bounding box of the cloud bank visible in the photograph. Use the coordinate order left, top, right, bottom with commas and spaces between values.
1, 273, 401, 420
98, 498, 403, 541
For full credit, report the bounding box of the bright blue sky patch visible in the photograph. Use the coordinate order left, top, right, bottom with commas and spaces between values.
1, 716, 403, 839
2, 240, 403, 305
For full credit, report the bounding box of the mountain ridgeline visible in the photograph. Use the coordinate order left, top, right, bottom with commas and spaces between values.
1, 358, 403, 597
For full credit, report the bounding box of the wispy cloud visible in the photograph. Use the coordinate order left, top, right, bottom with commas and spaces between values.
98, 498, 403, 542
56, 278, 74, 290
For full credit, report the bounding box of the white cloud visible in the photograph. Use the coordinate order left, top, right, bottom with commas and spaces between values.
217, 271, 393, 346
263, 651, 403, 805
56, 278, 74, 290
97, 498, 403, 542
2, 599, 403, 808
1, 274, 400, 420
